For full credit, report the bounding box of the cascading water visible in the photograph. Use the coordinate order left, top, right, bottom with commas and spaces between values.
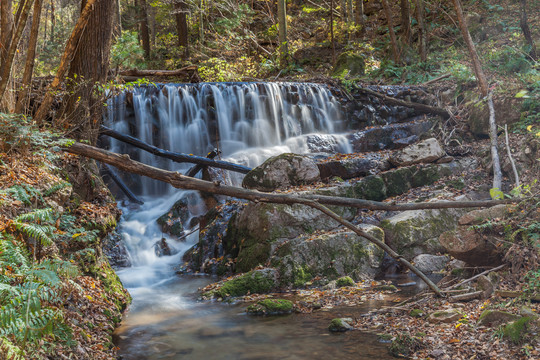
109, 82, 390, 359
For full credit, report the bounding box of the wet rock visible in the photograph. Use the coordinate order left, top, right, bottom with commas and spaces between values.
427, 309, 463, 323
477, 310, 520, 328
102, 232, 132, 268
246, 298, 293, 315
242, 153, 320, 192
271, 226, 385, 287
380, 208, 466, 260
209, 269, 278, 298
439, 228, 504, 267
157, 194, 200, 237
389, 138, 445, 167
328, 318, 354, 332
412, 254, 449, 274
154, 238, 177, 257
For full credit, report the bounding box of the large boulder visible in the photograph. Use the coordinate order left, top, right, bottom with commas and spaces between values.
242, 153, 320, 192
332, 51, 365, 77
271, 226, 385, 287
439, 228, 504, 266
467, 97, 524, 138
317, 157, 381, 180
412, 254, 449, 274
380, 207, 467, 260
389, 138, 445, 166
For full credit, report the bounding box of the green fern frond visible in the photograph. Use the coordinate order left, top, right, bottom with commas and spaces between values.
13, 222, 55, 246
39, 259, 79, 279
43, 181, 71, 197
0, 336, 25, 360
0, 233, 30, 273
6, 184, 43, 206
29, 269, 61, 288
15, 208, 55, 223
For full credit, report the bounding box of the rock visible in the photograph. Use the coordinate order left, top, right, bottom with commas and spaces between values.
380, 208, 466, 260
246, 298, 294, 315
427, 309, 463, 323
352, 175, 387, 201
332, 51, 365, 77
336, 276, 355, 287
439, 229, 504, 266
467, 97, 524, 138
317, 158, 378, 180
458, 205, 509, 225
209, 269, 277, 298
271, 226, 385, 287
477, 310, 520, 327
389, 138, 445, 166
520, 306, 538, 319
157, 194, 201, 237
242, 153, 320, 192
501, 317, 534, 344
154, 238, 177, 257
412, 254, 449, 274
328, 318, 354, 332
102, 232, 132, 268
475, 275, 494, 299
381, 167, 413, 197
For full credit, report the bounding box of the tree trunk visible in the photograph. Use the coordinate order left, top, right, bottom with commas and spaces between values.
175, 0, 189, 58
330, 0, 335, 62
519, 0, 537, 60
33, 0, 99, 125
355, 0, 365, 36
277, 0, 288, 65
113, 0, 122, 37
59, 0, 114, 142
451, 0, 488, 97
413, 0, 426, 61
381, 0, 400, 63
487, 92, 502, 193
400, 0, 411, 44
0, 0, 14, 65
0, 0, 34, 105
347, 0, 354, 39
15, 0, 43, 114
137, 0, 151, 58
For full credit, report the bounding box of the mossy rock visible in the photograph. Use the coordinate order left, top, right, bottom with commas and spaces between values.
156, 197, 191, 237
211, 269, 276, 298
477, 310, 520, 327
336, 276, 355, 287
332, 51, 365, 77
382, 167, 413, 197
246, 298, 293, 315
409, 309, 424, 318
412, 164, 441, 188
353, 175, 387, 201
502, 317, 533, 344
388, 333, 423, 357
328, 318, 354, 332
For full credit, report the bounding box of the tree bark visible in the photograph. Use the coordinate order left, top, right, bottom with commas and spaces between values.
487, 91, 502, 193
137, 0, 151, 58
174, 0, 189, 58
519, 0, 537, 60
277, 0, 288, 65
33, 0, 99, 125
99, 125, 252, 174
0, 0, 14, 65
381, 0, 400, 63
451, 0, 488, 97
400, 0, 411, 44
330, 0, 335, 62
412, 0, 426, 61
355, 0, 365, 36
0, 0, 34, 105
15, 0, 43, 114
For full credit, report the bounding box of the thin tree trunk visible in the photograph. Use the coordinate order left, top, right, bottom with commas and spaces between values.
175, 0, 189, 58
15, 0, 43, 114
340, 0, 347, 22
504, 124, 520, 189
519, 0, 537, 60
487, 92, 502, 193
33, 0, 99, 125
400, 0, 411, 44
138, 0, 151, 58
381, 0, 400, 64
347, 0, 353, 39
199, 0, 204, 44
113, 0, 122, 37
451, 0, 488, 97
355, 0, 365, 36
0, 0, 34, 105
0, 0, 14, 64
412, 0, 426, 61
330, 0, 335, 63
277, 0, 288, 65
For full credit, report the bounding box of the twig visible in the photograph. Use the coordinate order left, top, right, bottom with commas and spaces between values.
504, 124, 520, 188
423, 73, 451, 85
446, 264, 506, 290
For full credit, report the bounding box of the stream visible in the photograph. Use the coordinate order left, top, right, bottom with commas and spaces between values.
107, 82, 400, 359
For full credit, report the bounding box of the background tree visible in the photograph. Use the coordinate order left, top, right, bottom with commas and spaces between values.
381, 0, 400, 64
519, 0, 537, 60
277, 0, 288, 65
174, 0, 189, 58
412, 0, 426, 62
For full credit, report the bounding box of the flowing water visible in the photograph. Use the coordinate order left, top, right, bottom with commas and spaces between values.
108, 82, 393, 359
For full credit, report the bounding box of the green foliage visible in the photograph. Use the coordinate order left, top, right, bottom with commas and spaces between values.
336, 276, 355, 287
43, 181, 71, 197
12, 208, 58, 247
5, 184, 43, 206
111, 31, 146, 70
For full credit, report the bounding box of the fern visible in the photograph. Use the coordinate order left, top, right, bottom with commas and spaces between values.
15, 208, 55, 223
43, 181, 71, 197
6, 184, 43, 206
0, 337, 25, 360
13, 222, 56, 246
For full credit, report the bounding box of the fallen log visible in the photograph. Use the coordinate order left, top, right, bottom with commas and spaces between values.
186, 149, 220, 177
101, 164, 144, 205
354, 85, 450, 118
100, 125, 251, 174
118, 66, 198, 77
449, 290, 483, 302
64, 143, 525, 295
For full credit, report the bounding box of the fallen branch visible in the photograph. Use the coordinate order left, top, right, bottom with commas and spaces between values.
446, 264, 506, 291
449, 290, 483, 302
101, 164, 144, 205
504, 124, 520, 188
423, 73, 451, 85
354, 85, 450, 118
118, 66, 198, 77
488, 91, 503, 193
99, 125, 251, 174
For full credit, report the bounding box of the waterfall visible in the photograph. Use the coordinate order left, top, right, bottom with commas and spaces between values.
106, 82, 350, 196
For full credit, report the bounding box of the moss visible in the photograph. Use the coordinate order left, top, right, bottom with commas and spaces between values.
409, 309, 424, 318
502, 317, 532, 344
332, 51, 365, 77
412, 165, 441, 188
292, 264, 313, 288
246, 298, 293, 315
354, 175, 387, 201
382, 167, 413, 197
388, 333, 422, 357
213, 270, 275, 298
336, 276, 355, 287
93, 259, 131, 312
328, 318, 353, 332
375, 284, 398, 291
447, 179, 466, 190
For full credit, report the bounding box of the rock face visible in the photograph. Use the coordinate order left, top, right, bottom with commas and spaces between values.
389, 138, 445, 166
317, 157, 382, 180
412, 254, 449, 274
271, 227, 385, 287
242, 153, 320, 192
380, 208, 466, 260
439, 228, 504, 266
